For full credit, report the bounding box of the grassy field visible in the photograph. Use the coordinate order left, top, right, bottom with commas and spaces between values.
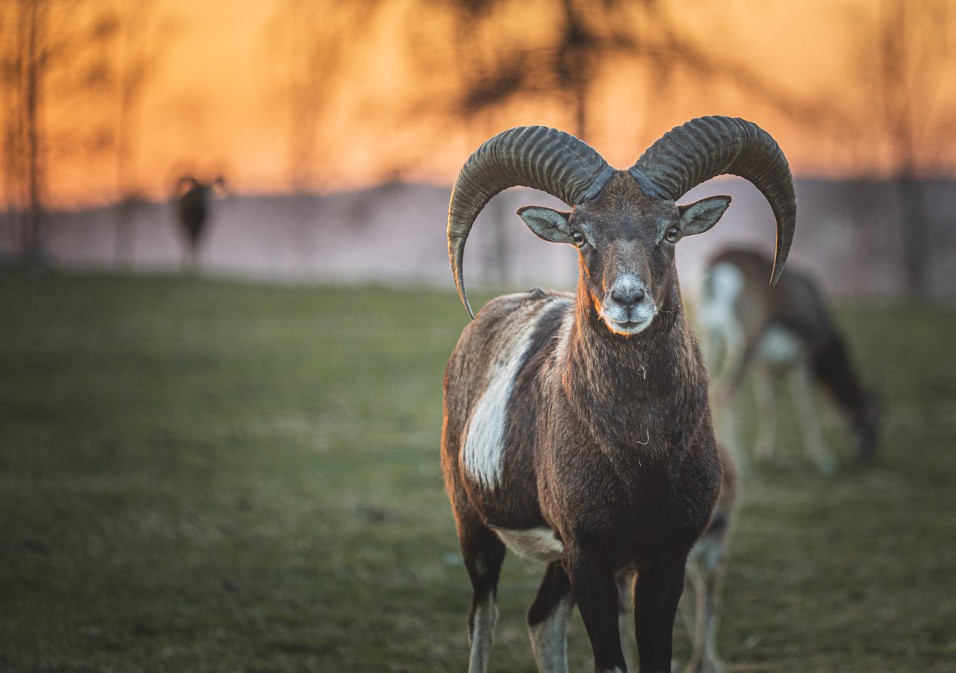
0, 272, 953, 673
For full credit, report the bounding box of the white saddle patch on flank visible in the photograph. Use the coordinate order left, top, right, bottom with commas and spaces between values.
461, 319, 540, 489
495, 527, 564, 562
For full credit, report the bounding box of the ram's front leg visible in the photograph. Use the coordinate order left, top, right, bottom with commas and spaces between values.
633, 554, 690, 673
565, 547, 627, 673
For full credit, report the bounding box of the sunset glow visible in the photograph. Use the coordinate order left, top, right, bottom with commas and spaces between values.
9, 0, 956, 209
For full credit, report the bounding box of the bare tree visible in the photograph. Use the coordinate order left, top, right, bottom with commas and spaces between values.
109, 0, 173, 268
257, 0, 385, 274
407, 0, 632, 141
0, 0, 52, 264
844, 0, 956, 300
259, 0, 384, 192
0, 6, 26, 255
0, 0, 117, 266
408, 0, 842, 145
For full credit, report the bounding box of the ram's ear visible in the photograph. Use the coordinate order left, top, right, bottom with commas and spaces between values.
677, 195, 732, 237
517, 206, 574, 245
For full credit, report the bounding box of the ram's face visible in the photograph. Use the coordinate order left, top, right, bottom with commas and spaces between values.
518, 173, 731, 336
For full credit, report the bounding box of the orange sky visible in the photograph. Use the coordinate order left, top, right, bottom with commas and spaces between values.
37, 0, 956, 208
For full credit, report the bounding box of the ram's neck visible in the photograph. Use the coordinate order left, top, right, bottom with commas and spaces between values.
563, 282, 707, 453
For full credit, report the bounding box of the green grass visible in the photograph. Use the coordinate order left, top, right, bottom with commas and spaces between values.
0, 273, 953, 672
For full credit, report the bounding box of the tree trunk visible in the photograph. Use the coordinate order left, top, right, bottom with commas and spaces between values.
23, 0, 46, 264
897, 174, 931, 301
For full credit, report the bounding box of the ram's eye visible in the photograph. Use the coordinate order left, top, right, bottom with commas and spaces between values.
664, 226, 681, 244
571, 230, 586, 247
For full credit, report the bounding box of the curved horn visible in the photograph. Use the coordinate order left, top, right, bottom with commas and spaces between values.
448, 126, 615, 317
629, 116, 796, 285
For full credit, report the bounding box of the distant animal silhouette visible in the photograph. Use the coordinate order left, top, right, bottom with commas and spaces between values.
175, 175, 225, 270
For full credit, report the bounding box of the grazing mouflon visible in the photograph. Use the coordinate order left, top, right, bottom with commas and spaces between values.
699, 247, 881, 473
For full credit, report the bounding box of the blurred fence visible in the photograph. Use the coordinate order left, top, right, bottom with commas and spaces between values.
1, 178, 954, 303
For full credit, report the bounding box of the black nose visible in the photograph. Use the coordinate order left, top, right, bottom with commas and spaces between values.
611, 286, 646, 307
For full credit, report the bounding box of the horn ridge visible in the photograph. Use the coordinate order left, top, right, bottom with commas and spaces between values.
448, 126, 613, 317
630, 116, 796, 286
